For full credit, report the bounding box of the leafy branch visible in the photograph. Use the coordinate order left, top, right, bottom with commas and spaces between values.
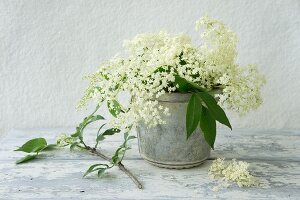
66, 108, 142, 189
14, 105, 143, 189
82, 131, 141, 188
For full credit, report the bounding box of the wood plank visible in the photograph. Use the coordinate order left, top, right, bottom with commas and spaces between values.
0, 129, 299, 199
212, 129, 300, 162
0, 159, 299, 199
1, 129, 299, 162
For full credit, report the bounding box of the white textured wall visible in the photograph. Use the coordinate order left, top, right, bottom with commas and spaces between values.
1, 0, 300, 136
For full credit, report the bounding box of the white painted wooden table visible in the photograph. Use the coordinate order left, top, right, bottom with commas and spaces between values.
0, 129, 299, 199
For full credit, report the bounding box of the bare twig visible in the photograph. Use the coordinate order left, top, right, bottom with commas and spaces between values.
118, 162, 143, 189
84, 145, 143, 189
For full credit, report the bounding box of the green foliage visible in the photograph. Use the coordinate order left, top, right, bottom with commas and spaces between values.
186, 94, 202, 138
94, 123, 107, 146
15, 138, 47, 153
95, 126, 121, 148
70, 142, 80, 150
153, 66, 171, 73
107, 100, 124, 117
97, 168, 106, 177
96, 128, 121, 142
196, 92, 232, 129
71, 105, 104, 138
42, 144, 57, 151
180, 75, 231, 148
83, 163, 111, 178
16, 154, 37, 164
102, 128, 121, 136
174, 75, 206, 92
111, 132, 136, 165
200, 106, 216, 149
15, 138, 56, 164
89, 115, 105, 122
175, 75, 192, 92
83, 127, 136, 178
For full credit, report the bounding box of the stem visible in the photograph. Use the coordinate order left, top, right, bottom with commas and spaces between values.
118, 162, 143, 189
73, 105, 142, 188
84, 145, 143, 189
94, 123, 106, 149
90, 104, 100, 116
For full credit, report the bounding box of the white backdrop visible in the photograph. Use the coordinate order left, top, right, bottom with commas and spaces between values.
1, 0, 300, 137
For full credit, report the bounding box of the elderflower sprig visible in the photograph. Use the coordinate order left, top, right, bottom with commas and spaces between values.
209, 158, 259, 190
56, 134, 76, 147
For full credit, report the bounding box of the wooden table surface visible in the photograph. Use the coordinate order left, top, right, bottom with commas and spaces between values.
0, 128, 299, 199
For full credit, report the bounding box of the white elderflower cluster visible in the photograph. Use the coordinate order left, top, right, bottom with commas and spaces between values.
79, 16, 265, 129
209, 158, 259, 189
56, 134, 76, 147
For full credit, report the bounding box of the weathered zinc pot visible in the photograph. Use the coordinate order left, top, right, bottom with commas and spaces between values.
136, 93, 211, 169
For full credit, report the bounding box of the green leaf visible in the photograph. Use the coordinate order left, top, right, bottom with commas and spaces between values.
70, 142, 79, 150
89, 115, 105, 122
174, 75, 207, 92
127, 136, 137, 140
174, 75, 191, 92
102, 128, 121, 136
107, 100, 124, 117
186, 94, 202, 138
153, 66, 171, 73
83, 164, 101, 177
178, 52, 187, 65
112, 148, 124, 164
124, 132, 129, 140
71, 114, 104, 138
112, 145, 128, 164
123, 125, 133, 140
83, 115, 105, 129
110, 127, 135, 165
15, 138, 47, 153
96, 135, 105, 142
196, 92, 232, 129
97, 123, 106, 136
16, 154, 37, 164
189, 82, 207, 92
96, 128, 121, 143
97, 168, 106, 177
42, 144, 56, 151
83, 164, 109, 177
200, 106, 216, 149
95, 124, 108, 148
179, 59, 187, 65
71, 127, 81, 137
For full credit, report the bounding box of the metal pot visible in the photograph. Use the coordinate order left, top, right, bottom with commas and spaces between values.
136, 93, 211, 169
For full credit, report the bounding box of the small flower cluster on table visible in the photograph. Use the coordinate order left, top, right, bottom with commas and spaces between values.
209, 158, 259, 191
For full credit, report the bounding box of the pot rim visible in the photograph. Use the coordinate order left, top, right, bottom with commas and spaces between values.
155, 92, 192, 102
154, 89, 222, 102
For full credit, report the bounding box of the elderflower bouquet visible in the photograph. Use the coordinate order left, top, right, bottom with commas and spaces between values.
14, 16, 265, 188
79, 16, 265, 145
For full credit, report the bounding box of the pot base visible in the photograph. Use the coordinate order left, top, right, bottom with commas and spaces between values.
141, 154, 209, 169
